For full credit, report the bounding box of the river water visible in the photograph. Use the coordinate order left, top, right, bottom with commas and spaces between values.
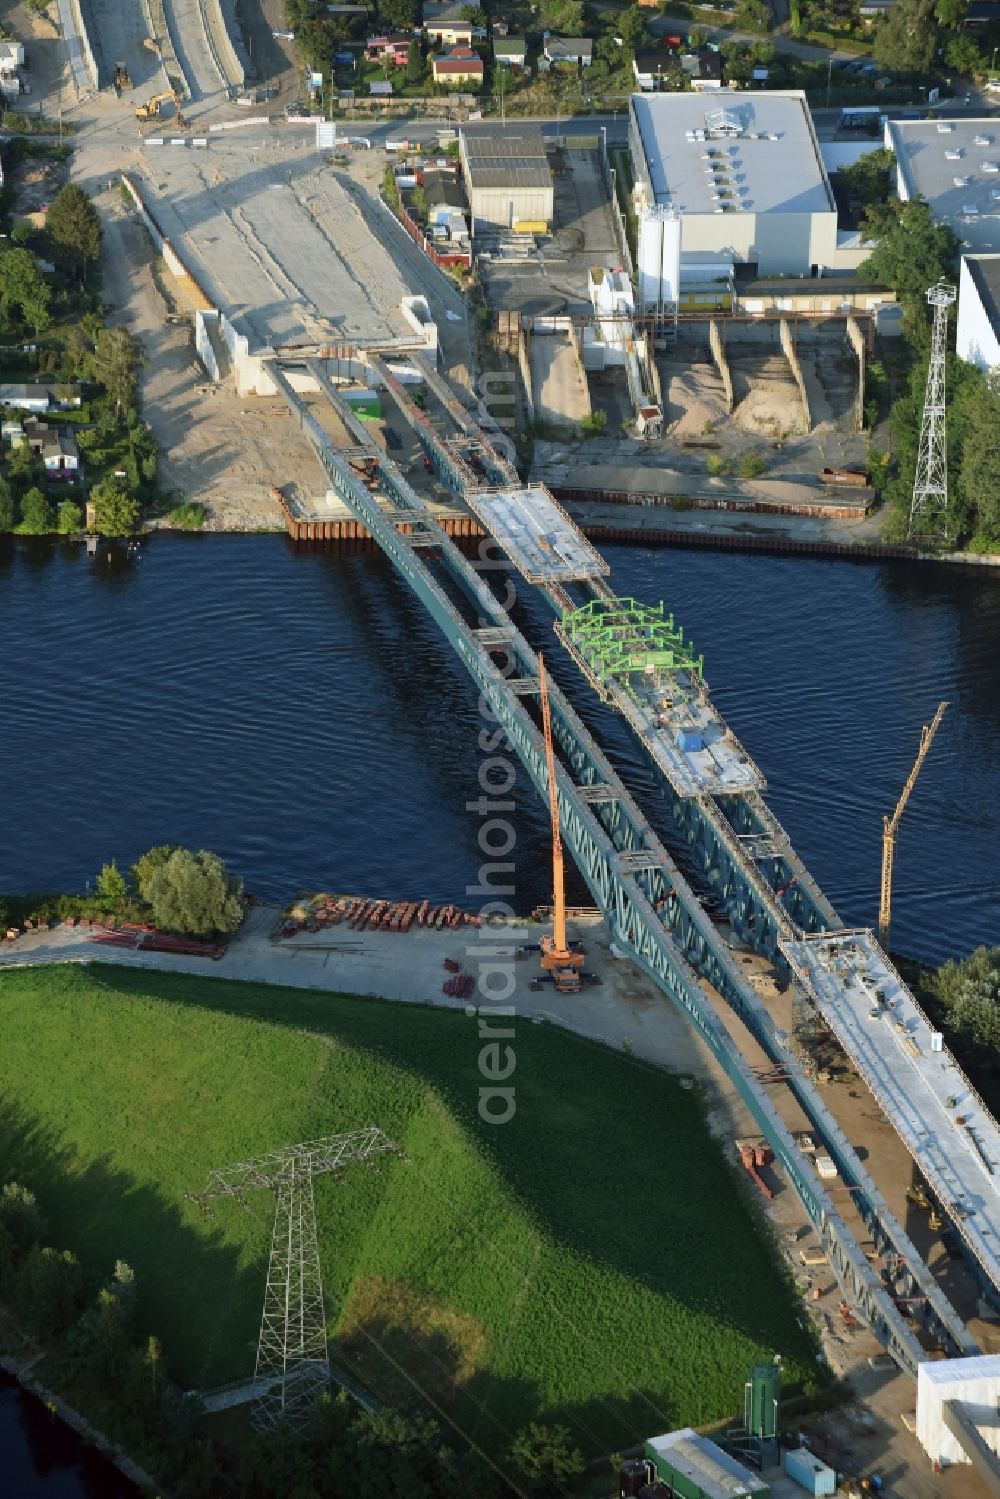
1, 532, 998, 965
1, 531, 999, 1490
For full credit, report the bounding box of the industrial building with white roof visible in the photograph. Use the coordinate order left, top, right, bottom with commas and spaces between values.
957, 253, 1000, 371
885, 117, 1000, 254
627, 91, 869, 310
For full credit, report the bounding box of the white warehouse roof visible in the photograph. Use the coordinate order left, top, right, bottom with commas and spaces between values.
630, 90, 835, 217
886, 118, 1000, 252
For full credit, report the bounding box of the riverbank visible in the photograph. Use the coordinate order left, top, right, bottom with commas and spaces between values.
0, 1349, 150, 1497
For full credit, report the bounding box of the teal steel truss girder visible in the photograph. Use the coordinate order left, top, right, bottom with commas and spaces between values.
272, 364, 974, 1373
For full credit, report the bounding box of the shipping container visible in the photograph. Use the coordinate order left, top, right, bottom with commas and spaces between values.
783, 1447, 836, 1496
676, 726, 703, 753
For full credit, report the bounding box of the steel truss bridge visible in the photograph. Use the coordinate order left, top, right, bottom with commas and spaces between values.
270, 353, 986, 1382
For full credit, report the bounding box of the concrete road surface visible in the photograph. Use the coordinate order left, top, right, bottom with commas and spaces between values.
530, 331, 591, 430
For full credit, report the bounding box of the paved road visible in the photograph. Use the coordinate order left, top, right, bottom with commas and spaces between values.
87, 0, 165, 103
164, 0, 229, 106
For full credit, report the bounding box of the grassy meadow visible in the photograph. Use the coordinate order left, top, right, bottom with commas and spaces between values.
0, 963, 821, 1455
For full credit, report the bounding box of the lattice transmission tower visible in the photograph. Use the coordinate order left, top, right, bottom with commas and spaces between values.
908, 280, 957, 541
190, 1127, 403, 1429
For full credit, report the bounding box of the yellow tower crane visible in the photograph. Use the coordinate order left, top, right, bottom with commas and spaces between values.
878, 700, 948, 945
538, 654, 585, 994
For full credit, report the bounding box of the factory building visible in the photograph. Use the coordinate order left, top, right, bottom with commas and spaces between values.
627, 91, 867, 311
957, 254, 1000, 371
459, 123, 554, 234
885, 116, 1000, 254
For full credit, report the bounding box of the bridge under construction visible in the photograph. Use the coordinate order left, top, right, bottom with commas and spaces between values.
268, 348, 996, 1386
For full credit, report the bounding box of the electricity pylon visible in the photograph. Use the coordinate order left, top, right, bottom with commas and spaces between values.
908, 281, 957, 541
190, 1127, 403, 1429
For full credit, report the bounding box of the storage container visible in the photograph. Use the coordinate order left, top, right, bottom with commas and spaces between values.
783, 1445, 836, 1496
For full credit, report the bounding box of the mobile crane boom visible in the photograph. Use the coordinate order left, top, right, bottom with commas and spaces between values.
878, 700, 948, 943
537, 655, 584, 992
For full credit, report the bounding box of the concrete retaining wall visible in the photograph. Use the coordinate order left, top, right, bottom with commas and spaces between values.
61, 0, 102, 91
199, 0, 244, 89
779, 318, 811, 434
846, 316, 865, 434
709, 320, 733, 413
516, 327, 533, 424
144, 0, 190, 99
120, 173, 213, 309
195, 309, 221, 381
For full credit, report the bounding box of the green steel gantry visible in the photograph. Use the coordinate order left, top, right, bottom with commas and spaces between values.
556, 597, 704, 704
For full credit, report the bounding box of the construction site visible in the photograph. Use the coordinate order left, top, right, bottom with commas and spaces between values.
7, 0, 1000, 1485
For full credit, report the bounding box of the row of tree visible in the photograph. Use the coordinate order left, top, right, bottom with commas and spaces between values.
0, 477, 139, 536
850, 193, 1000, 546
0, 1183, 205, 1492
94, 845, 245, 936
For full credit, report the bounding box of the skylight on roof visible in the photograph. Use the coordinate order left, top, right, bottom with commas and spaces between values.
704, 106, 743, 138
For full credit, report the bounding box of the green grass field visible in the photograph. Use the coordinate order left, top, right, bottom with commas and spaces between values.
0, 963, 820, 1455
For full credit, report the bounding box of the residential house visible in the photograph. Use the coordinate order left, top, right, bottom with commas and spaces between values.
423, 4, 474, 47
431, 45, 484, 84
962, 0, 1000, 24
634, 50, 673, 89
0, 383, 52, 413
24, 419, 80, 475
493, 36, 526, 66
543, 36, 593, 65
689, 45, 723, 90
0, 39, 23, 99
422, 166, 467, 222
366, 32, 412, 65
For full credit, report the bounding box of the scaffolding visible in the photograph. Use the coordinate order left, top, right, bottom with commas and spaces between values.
556, 597, 704, 703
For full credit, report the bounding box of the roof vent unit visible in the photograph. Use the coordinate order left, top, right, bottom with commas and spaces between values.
992, 186, 1000, 200
983, 161, 999, 174
974, 135, 992, 146
963, 202, 979, 214
945, 149, 963, 160
937, 121, 954, 133
954, 175, 970, 187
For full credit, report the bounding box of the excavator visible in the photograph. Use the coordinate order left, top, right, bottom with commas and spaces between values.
135, 90, 187, 126
534, 654, 587, 995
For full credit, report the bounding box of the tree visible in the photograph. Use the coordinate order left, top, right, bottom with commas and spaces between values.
858, 198, 959, 334
540, 0, 585, 32
15, 1246, 85, 1339
133, 843, 179, 901
0, 248, 52, 334
929, 946, 1000, 1052
616, 4, 648, 54
90, 326, 139, 417
95, 858, 128, 910
57, 499, 82, 534
508, 1423, 584, 1490
944, 33, 985, 73
959, 374, 1000, 543
91, 479, 139, 536
0, 477, 14, 532
18, 486, 54, 534
405, 41, 425, 85
837, 147, 894, 207
873, 0, 938, 71
144, 847, 244, 935
45, 183, 102, 279
377, 0, 417, 25
934, 0, 968, 26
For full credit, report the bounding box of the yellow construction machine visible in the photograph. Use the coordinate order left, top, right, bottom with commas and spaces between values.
135, 90, 180, 122
536, 655, 586, 995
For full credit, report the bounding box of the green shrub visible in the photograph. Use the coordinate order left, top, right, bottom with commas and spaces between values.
166, 501, 207, 530
739, 451, 766, 478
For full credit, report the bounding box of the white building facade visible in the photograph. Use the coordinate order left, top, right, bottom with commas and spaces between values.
957, 254, 1000, 371
628, 91, 867, 310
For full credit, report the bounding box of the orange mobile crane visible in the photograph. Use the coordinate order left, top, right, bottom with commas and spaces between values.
537, 655, 586, 995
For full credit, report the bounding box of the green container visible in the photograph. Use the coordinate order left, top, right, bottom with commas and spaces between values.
342, 387, 381, 420
747, 1361, 781, 1440
644, 1431, 769, 1499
